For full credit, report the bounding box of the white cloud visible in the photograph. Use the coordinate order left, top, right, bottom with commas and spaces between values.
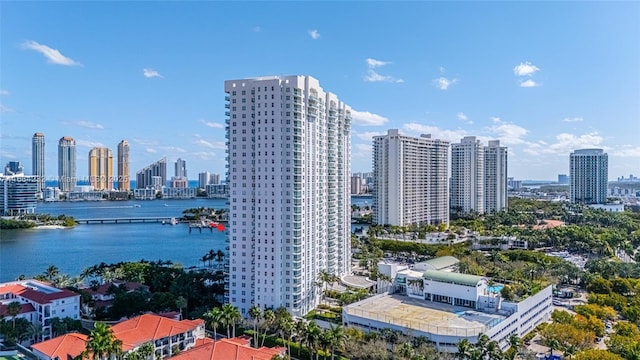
191, 151, 218, 160
352, 144, 372, 159
363, 58, 403, 83
353, 131, 386, 141
143, 68, 163, 78
402, 123, 468, 143
195, 139, 225, 150
199, 119, 224, 129
309, 29, 320, 39
133, 138, 159, 146
486, 122, 529, 145
350, 110, 389, 126
562, 117, 584, 123
160, 146, 186, 153
76, 139, 105, 148
456, 112, 472, 124
0, 104, 14, 113
513, 62, 540, 77
439, 66, 446, 74
366, 58, 390, 68
491, 117, 502, 123
0, 150, 17, 159
433, 77, 457, 90
613, 145, 640, 158
524, 132, 604, 156
146, 148, 157, 153
21, 41, 81, 66
519, 79, 540, 88
0, 89, 8, 96
63, 120, 104, 129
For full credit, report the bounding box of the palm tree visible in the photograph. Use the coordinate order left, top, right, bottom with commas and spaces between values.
546, 338, 560, 358
204, 307, 223, 340
261, 309, 276, 347
456, 338, 472, 360
44, 265, 60, 282
222, 303, 241, 337
319, 330, 332, 360
7, 301, 21, 329
248, 305, 262, 347
278, 317, 294, 359
294, 318, 307, 357
83, 322, 122, 360
175, 296, 187, 319
304, 321, 322, 360
327, 325, 347, 360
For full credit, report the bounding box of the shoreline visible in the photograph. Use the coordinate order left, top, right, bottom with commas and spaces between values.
34, 225, 68, 230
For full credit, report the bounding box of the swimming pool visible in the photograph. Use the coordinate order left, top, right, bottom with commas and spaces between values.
487, 285, 504, 294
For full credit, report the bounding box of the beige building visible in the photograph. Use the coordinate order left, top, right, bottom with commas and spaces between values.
89, 147, 113, 190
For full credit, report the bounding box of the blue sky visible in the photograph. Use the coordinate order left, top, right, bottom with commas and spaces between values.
1, 2, 638, 181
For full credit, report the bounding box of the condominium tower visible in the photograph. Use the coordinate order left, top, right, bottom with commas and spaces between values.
117, 140, 130, 191
136, 158, 167, 189
570, 149, 608, 204
175, 158, 187, 178
224, 75, 351, 317
483, 140, 508, 213
372, 129, 449, 226
32, 133, 45, 193
88, 147, 113, 190
451, 137, 508, 214
58, 136, 76, 192
451, 136, 484, 214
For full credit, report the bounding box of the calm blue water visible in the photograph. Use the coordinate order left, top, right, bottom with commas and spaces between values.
0, 196, 370, 282
0, 199, 227, 282
487, 285, 504, 294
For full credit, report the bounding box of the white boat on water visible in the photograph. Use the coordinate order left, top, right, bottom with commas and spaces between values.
162, 218, 178, 225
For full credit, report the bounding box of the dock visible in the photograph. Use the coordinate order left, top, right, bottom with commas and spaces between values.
75, 217, 176, 224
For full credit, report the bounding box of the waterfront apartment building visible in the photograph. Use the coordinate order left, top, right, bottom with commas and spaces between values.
118, 140, 130, 191
175, 158, 187, 178
88, 147, 113, 190
198, 172, 220, 188
136, 158, 167, 189
372, 129, 449, 226
570, 149, 608, 204
57, 136, 76, 192
4, 161, 24, 176
451, 136, 484, 214
0, 174, 38, 215
224, 75, 352, 317
32, 133, 45, 194
351, 175, 362, 195
483, 140, 508, 213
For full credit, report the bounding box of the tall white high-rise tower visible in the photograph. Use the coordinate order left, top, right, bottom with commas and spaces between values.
570, 149, 608, 204
484, 140, 508, 213
451, 136, 485, 214
224, 75, 351, 317
372, 129, 450, 226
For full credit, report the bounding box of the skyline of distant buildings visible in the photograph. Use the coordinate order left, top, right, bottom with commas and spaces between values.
57, 136, 76, 192
88, 147, 113, 191
117, 140, 130, 191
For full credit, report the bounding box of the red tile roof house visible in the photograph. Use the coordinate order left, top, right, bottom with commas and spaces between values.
0, 279, 80, 343
80, 281, 149, 316
30, 314, 286, 360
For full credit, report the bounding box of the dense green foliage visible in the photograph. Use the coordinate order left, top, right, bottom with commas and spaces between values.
0, 218, 36, 229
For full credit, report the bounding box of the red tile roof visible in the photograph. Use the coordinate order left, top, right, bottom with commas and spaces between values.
0, 302, 36, 316
0, 281, 79, 305
111, 314, 204, 351
31, 333, 87, 360
172, 337, 286, 360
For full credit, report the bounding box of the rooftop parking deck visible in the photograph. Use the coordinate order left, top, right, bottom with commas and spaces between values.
344, 294, 506, 337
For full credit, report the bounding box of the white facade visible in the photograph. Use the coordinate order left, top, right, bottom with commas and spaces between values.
570, 149, 608, 204
373, 130, 449, 226
32, 133, 46, 194
57, 136, 77, 192
0, 279, 80, 342
484, 140, 508, 213
224, 75, 351, 317
451, 136, 484, 214
0, 174, 38, 216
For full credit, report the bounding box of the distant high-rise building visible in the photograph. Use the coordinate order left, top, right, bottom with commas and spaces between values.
225, 75, 351, 316
558, 174, 569, 185
198, 172, 220, 188
483, 140, 508, 213
570, 149, 608, 204
373, 129, 449, 226
175, 158, 187, 178
88, 147, 113, 190
210, 173, 220, 185
32, 133, 45, 193
117, 140, 130, 191
351, 176, 362, 195
136, 158, 167, 189
4, 161, 24, 176
451, 136, 484, 214
0, 174, 38, 216
58, 136, 77, 192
